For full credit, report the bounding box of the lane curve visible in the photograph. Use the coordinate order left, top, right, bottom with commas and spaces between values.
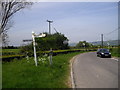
72, 52, 118, 88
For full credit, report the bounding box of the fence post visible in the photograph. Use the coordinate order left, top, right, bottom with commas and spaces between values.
49, 48, 53, 65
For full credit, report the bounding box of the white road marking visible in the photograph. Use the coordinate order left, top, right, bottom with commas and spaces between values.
70, 56, 76, 88
111, 58, 119, 62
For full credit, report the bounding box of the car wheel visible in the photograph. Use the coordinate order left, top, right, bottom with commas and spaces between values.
100, 54, 103, 58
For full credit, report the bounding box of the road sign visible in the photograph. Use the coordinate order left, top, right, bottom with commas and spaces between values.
32, 31, 46, 66
23, 39, 32, 42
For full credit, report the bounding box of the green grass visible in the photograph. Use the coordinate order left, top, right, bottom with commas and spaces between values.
2, 49, 21, 56
0, 61, 2, 89
110, 47, 120, 57
1, 55, 24, 58
2, 51, 85, 88
2, 49, 20, 53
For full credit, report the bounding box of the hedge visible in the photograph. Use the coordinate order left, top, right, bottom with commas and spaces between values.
1, 49, 97, 61
1, 55, 25, 62
37, 49, 97, 56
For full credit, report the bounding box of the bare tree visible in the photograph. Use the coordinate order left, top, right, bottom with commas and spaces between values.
0, 0, 33, 46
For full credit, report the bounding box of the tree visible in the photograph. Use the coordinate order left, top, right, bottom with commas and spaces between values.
76, 41, 92, 48
20, 32, 69, 56
20, 44, 33, 56
36, 32, 69, 51
0, 0, 33, 46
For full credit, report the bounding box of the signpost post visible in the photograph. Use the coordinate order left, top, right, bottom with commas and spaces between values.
32, 31, 37, 66
83, 43, 86, 51
107, 42, 110, 50
32, 31, 46, 66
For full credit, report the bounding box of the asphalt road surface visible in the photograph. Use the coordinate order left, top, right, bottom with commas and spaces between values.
72, 52, 118, 88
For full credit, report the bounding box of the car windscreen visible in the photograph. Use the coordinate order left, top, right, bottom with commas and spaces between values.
100, 49, 109, 53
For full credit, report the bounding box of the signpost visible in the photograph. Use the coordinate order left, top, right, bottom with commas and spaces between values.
32, 31, 46, 66
83, 43, 86, 51
23, 39, 32, 42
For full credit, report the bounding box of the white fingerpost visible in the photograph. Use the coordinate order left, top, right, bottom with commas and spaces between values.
32, 31, 46, 66
83, 43, 85, 51
107, 42, 110, 50
32, 31, 37, 66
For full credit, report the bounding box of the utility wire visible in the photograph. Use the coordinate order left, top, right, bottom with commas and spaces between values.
104, 27, 118, 42
104, 36, 112, 41
51, 25, 60, 33
104, 27, 120, 36
53, 28, 58, 33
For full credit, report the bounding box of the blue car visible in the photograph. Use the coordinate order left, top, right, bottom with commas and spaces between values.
97, 48, 111, 58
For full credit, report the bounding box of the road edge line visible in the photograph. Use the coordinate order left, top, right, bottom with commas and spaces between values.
70, 56, 75, 88
70, 55, 79, 88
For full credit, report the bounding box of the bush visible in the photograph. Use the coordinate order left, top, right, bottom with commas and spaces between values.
2, 48, 97, 62
1, 55, 25, 62
20, 44, 33, 57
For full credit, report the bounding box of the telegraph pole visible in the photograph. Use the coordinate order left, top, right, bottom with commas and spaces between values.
47, 20, 53, 34
101, 34, 103, 48
46, 20, 53, 65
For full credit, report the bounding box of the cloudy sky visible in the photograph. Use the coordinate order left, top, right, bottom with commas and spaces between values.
8, 2, 118, 46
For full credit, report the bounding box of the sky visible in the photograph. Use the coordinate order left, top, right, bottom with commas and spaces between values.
8, 2, 118, 46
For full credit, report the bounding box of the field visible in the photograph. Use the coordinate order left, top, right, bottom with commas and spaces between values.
1, 48, 97, 60
2, 51, 85, 88
0, 61, 1, 89
2, 49, 20, 53
1, 49, 21, 57
2, 47, 119, 88
110, 47, 120, 57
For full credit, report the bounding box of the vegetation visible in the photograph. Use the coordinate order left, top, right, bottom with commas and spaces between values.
2, 46, 119, 88
2, 51, 85, 88
109, 47, 120, 57
20, 44, 33, 57
2, 49, 21, 56
36, 33, 69, 50
20, 33, 69, 55
1, 49, 23, 61
2, 46, 19, 49
2, 49, 20, 53
0, 61, 1, 89
0, 1, 33, 46
76, 41, 93, 49
1, 48, 97, 61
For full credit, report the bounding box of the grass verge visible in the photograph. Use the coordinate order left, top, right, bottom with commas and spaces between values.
2, 51, 85, 88
110, 47, 120, 57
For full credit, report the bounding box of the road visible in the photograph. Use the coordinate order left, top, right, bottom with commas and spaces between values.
72, 52, 118, 88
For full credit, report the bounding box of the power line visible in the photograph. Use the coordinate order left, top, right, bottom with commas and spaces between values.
104, 36, 112, 41
53, 28, 58, 33
103, 27, 119, 41
51, 24, 60, 33
104, 27, 119, 36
